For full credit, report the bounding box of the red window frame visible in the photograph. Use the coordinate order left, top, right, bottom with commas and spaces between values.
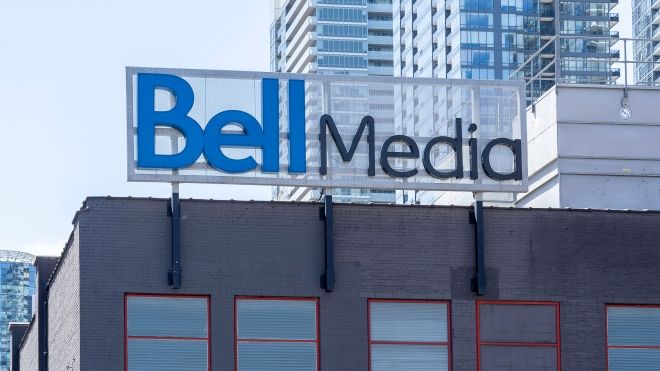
605, 304, 660, 371
234, 296, 320, 371
476, 300, 560, 371
367, 299, 453, 371
124, 293, 211, 371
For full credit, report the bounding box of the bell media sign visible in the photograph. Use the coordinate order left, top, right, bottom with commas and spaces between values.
127, 67, 528, 192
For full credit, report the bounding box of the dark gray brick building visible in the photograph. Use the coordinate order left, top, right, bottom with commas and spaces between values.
13, 197, 660, 371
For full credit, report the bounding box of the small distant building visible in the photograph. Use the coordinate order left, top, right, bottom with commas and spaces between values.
0, 251, 35, 371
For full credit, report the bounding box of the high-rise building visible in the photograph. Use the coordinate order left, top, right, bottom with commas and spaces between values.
633, 0, 660, 84
271, 0, 394, 76
0, 250, 35, 371
394, 0, 620, 89
270, 0, 397, 203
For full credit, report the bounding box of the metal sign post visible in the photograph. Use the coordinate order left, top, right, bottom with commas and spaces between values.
168, 183, 181, 289
470, 193, 486, 296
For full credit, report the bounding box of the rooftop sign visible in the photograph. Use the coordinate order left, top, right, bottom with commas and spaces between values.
126, 67, 528, 192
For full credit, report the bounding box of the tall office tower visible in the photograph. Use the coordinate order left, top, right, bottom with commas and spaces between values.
0, 250, 35, 371
270, 0, 397, 203
633, 0, 660, 84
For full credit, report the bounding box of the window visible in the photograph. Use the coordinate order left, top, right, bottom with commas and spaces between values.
318, 39, 366, 53
317, 8, 367, 23
607, 305, 660, 371
318, 0, 366, 5
318, 55, 368, 69
235, 297, 319, 371
462, 0, 493, 11
125, 294, 210, 371
460, 13, 493, 29
368, 14, 393, 21
319, 24, 368, 38
368, 299, 451, 371
477, 301, 560, 371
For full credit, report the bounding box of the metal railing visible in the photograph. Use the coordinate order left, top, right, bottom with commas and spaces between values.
510, 36, 660, 106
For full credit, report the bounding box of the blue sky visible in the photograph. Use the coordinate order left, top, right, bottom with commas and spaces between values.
0, 1, 632, 256
0, 1, 272, 256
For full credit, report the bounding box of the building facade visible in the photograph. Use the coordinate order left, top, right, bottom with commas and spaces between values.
13, 197, 660, 370
633, 0, 660, 84
271, 0, 397, 203
271, 0, 395, 76
0, 251, 35, 371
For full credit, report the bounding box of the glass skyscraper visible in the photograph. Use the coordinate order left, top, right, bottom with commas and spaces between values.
394, 0, 620, 92
0, 250, 35, 371
270, 0, 397, 203
633, 0, 660, 84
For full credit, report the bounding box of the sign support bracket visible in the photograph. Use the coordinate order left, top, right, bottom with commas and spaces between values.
168, 183, 182, 289
319, 195, 334, 292
470, 193, 485, 295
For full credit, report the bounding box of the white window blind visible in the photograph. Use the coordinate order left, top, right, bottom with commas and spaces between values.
608, 306, 660, 371
236, 298, 318, 371
369, 300, 450, 371
126, 295, 209, 371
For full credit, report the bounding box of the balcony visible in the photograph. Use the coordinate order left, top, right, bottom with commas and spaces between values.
609, 13, 619, 27
654, 42, 660, 56
654, 27, 660, 40
540, 24, 555, 39
285, 2, 316, 41
610, 49, 621, 59
654, 0, 660, 10
289, 46, 317, 73
368, 50, 393, 61
654, 11, 660, 25
540, 5, 554, 20
368, 35, 392, 46
368, 20, 392, 30
540, 47, 555, 59
286, 29, 316, 59
368, 65, 393, 75
367, 2, 391, 13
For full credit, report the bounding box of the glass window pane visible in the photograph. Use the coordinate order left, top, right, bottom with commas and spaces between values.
370, 302, 447, 342
479, 304, 556, 343
480, 345, 557, 371
609, 348, 660, 371
127, 296, 208, 338
608, 307, 660, 346
371, 344, 448, 371
237, 299, 317, 340
237, 342, 317, 371
128, 339, 208, 371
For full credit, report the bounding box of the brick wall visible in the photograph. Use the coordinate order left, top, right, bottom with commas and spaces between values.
47, 225, 81, 370
42, 198, 660, 371
18, 319, 37, 371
